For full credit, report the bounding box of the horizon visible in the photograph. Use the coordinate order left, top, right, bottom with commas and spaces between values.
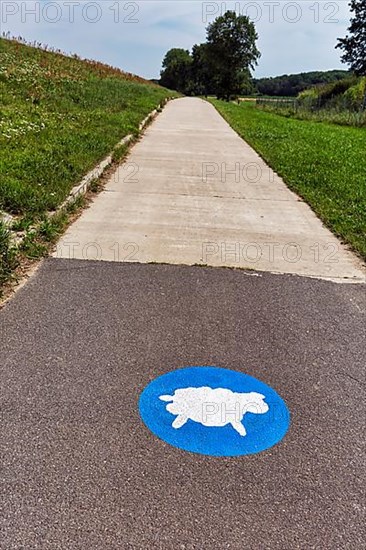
1, 1, 353, 80
0, 33, 350, 82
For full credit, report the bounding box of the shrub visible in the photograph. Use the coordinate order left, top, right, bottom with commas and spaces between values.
298, 87, 318, 109
318, 76, 358, 103
344, 77, 366, 109
297, 76, 364, 112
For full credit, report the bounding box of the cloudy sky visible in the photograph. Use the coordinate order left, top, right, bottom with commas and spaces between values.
2, 1, 352, 79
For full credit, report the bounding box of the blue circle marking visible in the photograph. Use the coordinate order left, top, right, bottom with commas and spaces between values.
139, 366, 290, 457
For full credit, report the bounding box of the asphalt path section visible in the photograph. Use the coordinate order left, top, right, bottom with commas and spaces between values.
1, 259, 365, 549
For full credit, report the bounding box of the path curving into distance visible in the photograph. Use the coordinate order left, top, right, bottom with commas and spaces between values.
56, 97, 365, 282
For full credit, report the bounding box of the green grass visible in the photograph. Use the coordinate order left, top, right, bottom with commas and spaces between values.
210, 100, 366, 260
0, 37, 178, 294
256, 103, 366, 127
255, 77, 366, 127
0, 38, 176, 216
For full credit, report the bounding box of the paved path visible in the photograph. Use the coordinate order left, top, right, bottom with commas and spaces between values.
56, 97, 365, 282
1, 262, 365, 548
1, 97, 365, 548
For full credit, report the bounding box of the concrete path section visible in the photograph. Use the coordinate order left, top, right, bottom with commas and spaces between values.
55, 97, 365, 282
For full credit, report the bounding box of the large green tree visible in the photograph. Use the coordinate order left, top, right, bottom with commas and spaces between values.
160, 48, 192, 93
190, 43, 214, 96
336, 0, 366, 76
206, 11, 260, 100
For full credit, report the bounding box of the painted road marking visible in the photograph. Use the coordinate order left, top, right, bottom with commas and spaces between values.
139, 366, 290, 457
159, 387, 269, 436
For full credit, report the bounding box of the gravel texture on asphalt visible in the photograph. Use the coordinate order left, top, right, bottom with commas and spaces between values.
1, 259, 365, 549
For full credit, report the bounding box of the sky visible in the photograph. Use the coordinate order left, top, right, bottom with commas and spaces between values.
1, 1, 353, 79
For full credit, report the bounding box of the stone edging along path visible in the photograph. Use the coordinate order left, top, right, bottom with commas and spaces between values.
2, 97, 173, 246
0, 97, 174, 303
0, 97, 173, 225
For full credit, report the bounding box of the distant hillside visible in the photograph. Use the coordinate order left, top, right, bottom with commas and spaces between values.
254, 70, 350, 97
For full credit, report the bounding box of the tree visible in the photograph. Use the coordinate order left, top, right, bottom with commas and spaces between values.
160, 48, 192, 93
206, 11, 260, 100
190, 43, 214, 96
336, 0, 366, 76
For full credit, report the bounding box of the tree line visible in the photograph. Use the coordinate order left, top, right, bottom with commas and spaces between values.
254, 71, 350, 97
159, 1, 365, 100
160, 11, 260, 99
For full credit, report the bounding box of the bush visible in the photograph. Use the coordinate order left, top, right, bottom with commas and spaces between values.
344, 77, 366, 109
318, 76, 357, 103
297, 76, 364, 112
298, 87, 318, 109
0, 221, 17, 288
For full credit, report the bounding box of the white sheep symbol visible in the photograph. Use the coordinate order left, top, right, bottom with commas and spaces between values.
159, 386, 269, 436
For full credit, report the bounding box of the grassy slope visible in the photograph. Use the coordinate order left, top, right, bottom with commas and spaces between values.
0, 38, 175, 217
210, 100, 366, 260
256, 103, 366, 127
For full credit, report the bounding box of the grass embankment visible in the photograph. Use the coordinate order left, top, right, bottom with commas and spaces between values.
210, 100, 366, 260
258, 105, 366, 127
0, 38, 177, 293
